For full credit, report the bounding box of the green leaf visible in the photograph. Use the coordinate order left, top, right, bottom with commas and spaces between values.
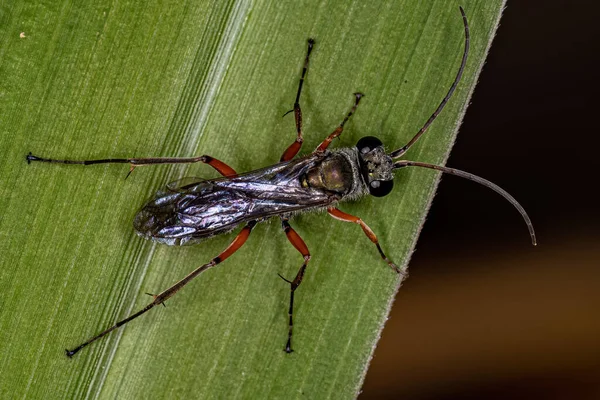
0, 1, 504, 398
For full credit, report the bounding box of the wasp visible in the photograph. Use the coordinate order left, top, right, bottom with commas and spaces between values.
26, 7, 536, 357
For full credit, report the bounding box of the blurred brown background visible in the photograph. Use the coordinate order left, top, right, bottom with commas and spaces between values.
362, 1, 600, 399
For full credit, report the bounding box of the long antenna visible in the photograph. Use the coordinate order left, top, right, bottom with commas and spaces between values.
393, 160, 537, 246
390, 6, 470, 159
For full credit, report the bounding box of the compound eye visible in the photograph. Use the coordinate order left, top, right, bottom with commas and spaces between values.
356, 136, 383, 154
369, 179, 394, 197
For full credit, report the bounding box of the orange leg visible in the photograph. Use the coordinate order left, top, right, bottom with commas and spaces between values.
199, 155, 237, 177
281, 39, 315, 162
278, 218, 311, 353
327, 207, 402, 274
315, 93, 363, 153
65, 220, 256, 358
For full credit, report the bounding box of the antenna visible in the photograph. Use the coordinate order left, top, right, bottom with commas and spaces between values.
393, 160, 537, 246
390, 6, 469, 159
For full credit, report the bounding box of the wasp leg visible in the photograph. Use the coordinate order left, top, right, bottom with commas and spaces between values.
194, 155, 237, 177
278, 217, 311, 353
65, 220, 256, 358
26, 152, 237, 178
315, 93, 363, 153
327, 207, 403, 275
280, 39, 315, 162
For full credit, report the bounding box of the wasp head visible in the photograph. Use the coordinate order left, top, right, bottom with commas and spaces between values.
356, 136, 394, 197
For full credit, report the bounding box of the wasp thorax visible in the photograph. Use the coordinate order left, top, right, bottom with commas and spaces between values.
356, 136, 394, 197
301, 153, 354, 194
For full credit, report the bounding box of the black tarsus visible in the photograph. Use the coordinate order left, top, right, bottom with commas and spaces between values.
282, 38, 314, 118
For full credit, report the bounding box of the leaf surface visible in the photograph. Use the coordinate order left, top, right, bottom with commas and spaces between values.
0, 1, 504, 398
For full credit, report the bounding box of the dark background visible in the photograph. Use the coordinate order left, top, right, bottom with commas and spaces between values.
362, 1, 600, 399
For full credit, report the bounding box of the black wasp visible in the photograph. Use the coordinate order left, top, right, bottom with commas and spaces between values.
26, 7, 536, 357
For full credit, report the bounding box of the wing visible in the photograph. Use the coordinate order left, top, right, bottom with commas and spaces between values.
133, 154, 334, 246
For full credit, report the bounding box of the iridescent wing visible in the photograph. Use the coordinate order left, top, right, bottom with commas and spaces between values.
134, 154, 335, 245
